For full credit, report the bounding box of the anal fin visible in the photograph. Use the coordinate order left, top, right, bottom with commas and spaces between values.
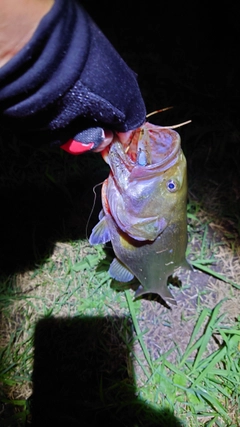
109, 258, 134, 282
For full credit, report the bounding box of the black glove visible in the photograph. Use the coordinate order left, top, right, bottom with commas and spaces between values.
0, 0, 146, 151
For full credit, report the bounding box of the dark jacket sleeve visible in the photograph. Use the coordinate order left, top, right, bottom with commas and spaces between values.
0, 0, 146, 144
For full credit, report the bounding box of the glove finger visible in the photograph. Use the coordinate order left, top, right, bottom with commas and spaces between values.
60, 127, 108, 155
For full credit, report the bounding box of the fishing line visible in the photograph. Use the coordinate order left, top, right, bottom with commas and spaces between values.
146, 106, 174, 117
161, 120, 192, 129
146, 107, 192, 129
85, 181, 104, 241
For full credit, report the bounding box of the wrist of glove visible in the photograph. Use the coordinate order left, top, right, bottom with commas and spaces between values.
0, 0, 146, 151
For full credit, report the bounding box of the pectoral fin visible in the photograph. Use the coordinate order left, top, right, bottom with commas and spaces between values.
98, 209, 105, 220
109, 258, 134, 282
89, 215, 111, 245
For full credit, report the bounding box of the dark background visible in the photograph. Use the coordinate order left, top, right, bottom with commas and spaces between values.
80, 0, 239, 118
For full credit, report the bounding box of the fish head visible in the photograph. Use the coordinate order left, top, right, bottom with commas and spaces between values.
102, 123, 187, 241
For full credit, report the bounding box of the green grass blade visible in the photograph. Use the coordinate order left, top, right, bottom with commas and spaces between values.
195, 389, 232, 423
192, 347, 227, 386
125, 290, 153, 373
179, 307, 210, 367
192, 299, 226, 369
200, 224, 209, 259
191, 262, 240, 290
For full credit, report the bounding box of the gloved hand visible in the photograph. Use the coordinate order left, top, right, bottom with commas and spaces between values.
60, 127, 114, 155
0, 0, 146, 153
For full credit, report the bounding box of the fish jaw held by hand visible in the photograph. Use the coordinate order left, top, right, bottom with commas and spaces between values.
89, 122, 190, 305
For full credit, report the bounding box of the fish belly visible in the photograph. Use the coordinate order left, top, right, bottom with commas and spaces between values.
108, 214, 188, 305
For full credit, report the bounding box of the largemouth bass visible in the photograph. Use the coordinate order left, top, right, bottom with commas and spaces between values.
89, 122, 190, 305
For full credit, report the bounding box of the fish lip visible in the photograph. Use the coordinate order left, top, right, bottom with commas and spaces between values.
108, 141, 133, 171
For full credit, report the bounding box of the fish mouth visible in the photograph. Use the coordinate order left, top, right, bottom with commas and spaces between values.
105, 124, 181, 176
142, 125, 181, 171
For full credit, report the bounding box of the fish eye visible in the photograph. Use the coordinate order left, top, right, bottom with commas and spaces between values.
166, 179, 178, 193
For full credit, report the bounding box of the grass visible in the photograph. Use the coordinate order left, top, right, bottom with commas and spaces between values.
128, 299, 240, 426
0, 245, 239, 426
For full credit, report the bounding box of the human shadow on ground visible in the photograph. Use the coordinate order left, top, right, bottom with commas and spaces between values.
30, 316, 184, 427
